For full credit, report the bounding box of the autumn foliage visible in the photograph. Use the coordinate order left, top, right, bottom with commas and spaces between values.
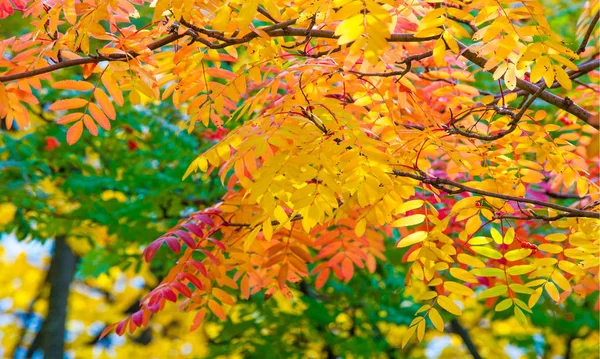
1, 0, 599, 348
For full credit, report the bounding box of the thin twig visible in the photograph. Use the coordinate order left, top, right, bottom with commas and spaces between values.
576, 11, 600, 55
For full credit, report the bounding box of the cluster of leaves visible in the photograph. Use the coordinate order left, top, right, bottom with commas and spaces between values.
2, 237, 599, 359
0, 0, 599, 349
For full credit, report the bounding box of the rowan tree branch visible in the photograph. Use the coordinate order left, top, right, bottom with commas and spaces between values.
449, 319, 483, 359
1, 17, 595, 125
457, 42, 595, 124
390, 169, 600, 219
576, 11, 600, 55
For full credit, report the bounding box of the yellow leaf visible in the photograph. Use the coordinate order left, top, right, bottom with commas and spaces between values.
504, 63, 517, 90
433, 38, 446, 66
335, 15, 364, 45
263, 219, 273, 241
397, 231, 428, 248
528, 287, 543, 308
457, 253, 485, 268
398, 200, 424, 214
0, 203, 17, 225
551, 271, 571, 291
576, 178, 589, 197
449, 267, 478, 283
392, 214, 426, 227
530, 56, 548, 84
504, 228, 515, 245
506, 265, 535, 275
537, 243, 563, 254
429, 307, 444, 332
509, 283, 534, 294
495, 298, 512, 311
554, 66, 572, 90
490, 228, 503, 244
514, 306, 528, 325
478, 285, 507, 299
401, 325, 416, 348
417, 320, 426, 341
355, 218, 367, 236
545, 234, 567, 242
471, 246, 503, 259
545, 282, 560, 302
437, 295, 462, 315
504, 248, 531, 261
444, 281, 474, 296
471, 268, 504, 277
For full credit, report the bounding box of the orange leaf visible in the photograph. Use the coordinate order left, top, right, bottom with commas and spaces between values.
240, 275, 250, 299
57, 112, 83, 125
341, 258, 354, 281
316, 268, 330, 289
88, 103, 110, 130
101, 74, 124, 106
208, 299, 226, 320
49, 98, 88, 111
83, 114, 98, 136
94, 88, 116, 120
278, 262, 288, 289
190, 308, 207, 332
67, 120, 84, 145
51, 80, 94, 91
212, 287, 236, 306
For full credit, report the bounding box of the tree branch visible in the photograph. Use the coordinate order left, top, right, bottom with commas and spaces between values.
457, 42, 595, 123
576, 11, 600, 55
390, 169, 600, 219
449, 319, 483, 359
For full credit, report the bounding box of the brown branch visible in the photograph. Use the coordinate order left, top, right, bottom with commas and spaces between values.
449, 319, 483, 359
448, 84, 546, 140
0, 20, 438, 83
389, 169, 600, 219
576, 11, 600, 55
458, 42, 595, 123
348, 51, 433, 78
0, 31, 189, 82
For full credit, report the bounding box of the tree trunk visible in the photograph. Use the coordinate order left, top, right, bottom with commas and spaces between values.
39, 235, 78, 359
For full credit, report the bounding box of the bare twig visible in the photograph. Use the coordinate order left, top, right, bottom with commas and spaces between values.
576, 11, 600, 55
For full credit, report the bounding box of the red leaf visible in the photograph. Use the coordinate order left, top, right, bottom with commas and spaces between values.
162, 287, 177, 302
208, 238, 226, 251
187, 260, 208, 277
200, 249, 220, 265
170, 282, 192, 298
175, 229, 195, 248
164, 236, 181, 253
131, 310, 144, 326
193, 213, 214, 226
179, 272, 204, 289
183, 223, 204, 237
143, 240, 162, 262
115, 319, 128, 336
